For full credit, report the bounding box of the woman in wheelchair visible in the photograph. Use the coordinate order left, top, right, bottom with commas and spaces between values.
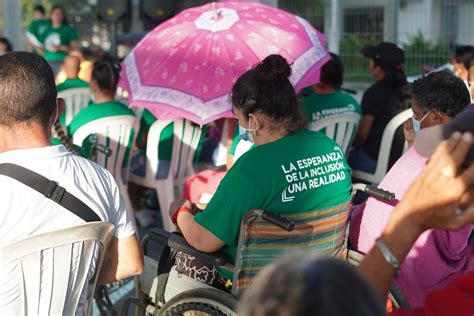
169, 54, 353, 287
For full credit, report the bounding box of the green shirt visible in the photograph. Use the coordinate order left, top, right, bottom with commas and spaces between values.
41, 24, 79, 61
56, 78, 89, 92
27, 19, 50, 43
194, 129, 353, 280
300, 90, 362, 124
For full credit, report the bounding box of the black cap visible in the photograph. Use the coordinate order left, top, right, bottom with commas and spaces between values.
362, 42, 405, 69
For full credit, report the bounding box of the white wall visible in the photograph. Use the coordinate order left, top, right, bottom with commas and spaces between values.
3, 0, 24, 51
398, 0, 441, 45
456, 2, 474, 45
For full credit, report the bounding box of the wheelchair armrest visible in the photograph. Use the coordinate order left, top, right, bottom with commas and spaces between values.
147, 228, 229, 267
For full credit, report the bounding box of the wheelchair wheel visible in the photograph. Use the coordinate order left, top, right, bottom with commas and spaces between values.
159, 288, 237, 316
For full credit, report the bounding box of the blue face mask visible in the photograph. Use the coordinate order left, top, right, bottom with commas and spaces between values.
239, 117, 258, 143
411, 111, 431, 134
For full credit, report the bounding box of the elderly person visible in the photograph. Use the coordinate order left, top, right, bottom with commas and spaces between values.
350, 72, 472, 307
170, 54, 353, 286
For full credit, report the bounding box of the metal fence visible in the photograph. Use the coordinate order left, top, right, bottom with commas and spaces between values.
280, 0, 473, 84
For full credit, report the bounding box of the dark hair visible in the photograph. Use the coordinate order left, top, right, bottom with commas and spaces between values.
231, 54, 306, 134
92, 60, 121, 95
0, 37, 13, 53
373, 59, 407, 90
320, 52, 343, 89
239, 255, 385, 316
453, 45, 474, 69
51, 4, 67, 24
0, 52, 56, 129
34, 4, 45, 16
411, 70, 470, 117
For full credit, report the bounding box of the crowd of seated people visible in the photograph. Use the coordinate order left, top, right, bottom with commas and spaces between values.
2, 26, 474, 315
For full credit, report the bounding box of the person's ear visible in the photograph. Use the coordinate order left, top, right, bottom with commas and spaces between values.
249, 113, 263, 130
90, 79, 98, 92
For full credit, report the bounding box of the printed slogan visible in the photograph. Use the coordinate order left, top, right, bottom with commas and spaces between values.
280, 147, 346, 202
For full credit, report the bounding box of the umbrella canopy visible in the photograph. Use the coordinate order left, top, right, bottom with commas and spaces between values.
120, 2, 329, 125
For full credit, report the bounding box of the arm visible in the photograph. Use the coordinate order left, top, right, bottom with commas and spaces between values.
177, 210, 226, 253
98, 233, 144, 284
359, 131, 474, 298
353, 115, 374, 145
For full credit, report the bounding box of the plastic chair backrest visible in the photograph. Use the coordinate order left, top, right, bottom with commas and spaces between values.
0, 222, 114, 316
308, 112, 361, 154
352, 109, 413, 184
72, 115, 138, 221
232, 200, 351, 296
146, 119, 205, 231
58, 88, 91, 127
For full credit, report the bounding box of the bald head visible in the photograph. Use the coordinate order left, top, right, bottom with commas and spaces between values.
63, 55, 81, 79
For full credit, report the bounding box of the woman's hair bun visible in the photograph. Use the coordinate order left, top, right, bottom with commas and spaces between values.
254, 54, 292, 82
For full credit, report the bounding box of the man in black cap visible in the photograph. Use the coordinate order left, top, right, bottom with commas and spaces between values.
349, 42, 410, 174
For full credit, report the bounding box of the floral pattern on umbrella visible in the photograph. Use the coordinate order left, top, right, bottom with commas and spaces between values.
120, 2, 329, 125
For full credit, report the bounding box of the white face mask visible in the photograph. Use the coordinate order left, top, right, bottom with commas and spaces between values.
411, 111, 431, 134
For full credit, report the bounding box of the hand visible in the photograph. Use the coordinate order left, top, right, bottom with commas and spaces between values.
403, 118, 415, 147
395, 131, 474, 233
169, 200, 202, 224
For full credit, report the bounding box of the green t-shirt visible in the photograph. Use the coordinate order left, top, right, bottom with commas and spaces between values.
194, 129, 353, 280
27, 19, 51, 48
56, 78, 89, 92
300, 90, 362, 124
69, 100, 135, 158
41, 24, 79, 61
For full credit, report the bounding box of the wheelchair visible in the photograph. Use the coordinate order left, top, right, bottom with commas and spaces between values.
121, 184, 408, 315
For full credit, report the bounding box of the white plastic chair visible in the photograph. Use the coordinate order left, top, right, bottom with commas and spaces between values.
0, 222, 114, 316
308, 112, 361, 154
57, 88, 91, 127
352, 108, 413, 184
72, 115, 139, 223
134, 119, 204, 231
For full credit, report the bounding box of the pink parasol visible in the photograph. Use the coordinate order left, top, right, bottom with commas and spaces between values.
119, 2, 329, 125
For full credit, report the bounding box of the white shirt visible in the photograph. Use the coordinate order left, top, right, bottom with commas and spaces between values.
0, 145, 136, 315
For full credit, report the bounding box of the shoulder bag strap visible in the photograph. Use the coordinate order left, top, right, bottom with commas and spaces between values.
0, 163, 101, 222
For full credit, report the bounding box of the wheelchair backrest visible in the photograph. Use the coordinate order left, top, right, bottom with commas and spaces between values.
232, 200, 351, 296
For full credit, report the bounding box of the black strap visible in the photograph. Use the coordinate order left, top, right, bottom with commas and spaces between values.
0, 163, 101, 222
